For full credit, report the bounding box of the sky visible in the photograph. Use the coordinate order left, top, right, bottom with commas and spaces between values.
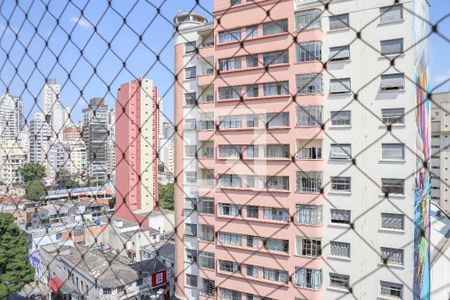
0, 0, 448, 126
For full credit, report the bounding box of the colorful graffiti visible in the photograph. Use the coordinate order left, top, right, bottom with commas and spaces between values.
413, 1, 430, 299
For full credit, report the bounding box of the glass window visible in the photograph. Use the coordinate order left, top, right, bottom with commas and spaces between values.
184, 197, 197, 210
246, 265, 259, 277
330, 78, 351, 94
296, 237, 321, 257
296, 106, 322, 126
247, 206, 259, 218
263, 50, 289, 66
264, 238, 289, 253
381, 178, 404, 195
197, 112, 214, 130
219, 174, 242, 188
198, 197, 214, 215
265, 176, 289, 190
265, 112, 289, 127
380, 281, 403, 299
331, 110, 351, 126
331, 209, 351, 224
185, 248, 198, 263
381, 213, 404, 230
380, 74, 405, 90
185, 171, 196, 184
263, 20, 288, 36
219, 203, 241, 216
184, 223, 197, 236
185, 41, 196, 54
263, 81, 289, 96
201, 278, 215, 296
219, 145, 242, 158
247, 235, 259, 248
185, 67, 196, 79
265, 144, 290, 158
296, 41, 322, 62
198, 251, 215, 270
329, 13, 349, 30
329, 273, 350, 289
263, 267, 289, 283
246, 115, 259, 128
331, 176, 351, 192
186, 274, 198, 287
329, 45, 350, 61
219, 86, 242, 100
219, 232, 242, 246
382, 144, 404, 160
219, 260, 240, 272
294, 267, 322, 290
230, 0, 241, 5
199, 224, 215, 242
381, 247, 404, 265
330, 241, 350, 258
295, 9, 321, 31
381, 38, 404, 55
246, 25, 258, 38
296, 171, 322, 193
330, 144, 351, 160
264, 207, 289, 221
380, 5, 403, 23
184, 92, 196, 106
296, 145, 322, 160
246, 84, 259, 97
382, 108, 405, 124
219, 115, 242, 129
219, 57, 242, 71
219, 29, 241, 43
246, 55, 259, 68
296, 73, 322, 95
296, 204, 322, 225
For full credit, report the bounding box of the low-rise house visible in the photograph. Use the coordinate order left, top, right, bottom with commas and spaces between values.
39, 244, 168, 300
141, 241, 175, 298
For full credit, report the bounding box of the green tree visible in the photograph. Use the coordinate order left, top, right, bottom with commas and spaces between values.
158, 182, 174, 210
19, 163, 46, 183
25, 180, 46, 201
55, 169, 80, 189
0, 213, 34, 298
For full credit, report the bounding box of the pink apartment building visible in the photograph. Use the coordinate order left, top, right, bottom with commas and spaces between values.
115, 78, 159, 227
174, 1, 430, 299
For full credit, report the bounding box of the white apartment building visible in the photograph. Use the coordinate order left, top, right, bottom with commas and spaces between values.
0, 140, 28, 185
174, 1, 432, 300
29, 112, 51, 169
431, 92, 450, 213
42, 78, 65, 141
0, 93, 23, 143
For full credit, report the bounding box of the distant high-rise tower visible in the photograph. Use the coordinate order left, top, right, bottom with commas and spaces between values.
115, 78, 158, 226
42, 78, 64, 141
0, 94, 23, 142
431, 92, 450, 213
29, 112, 51, 174
82, 98, 109, 182
107, 109, 116, 183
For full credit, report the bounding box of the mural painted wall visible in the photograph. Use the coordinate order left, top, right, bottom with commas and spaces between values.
413, 0, 430, 299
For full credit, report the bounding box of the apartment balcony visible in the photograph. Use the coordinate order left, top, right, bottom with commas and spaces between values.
199, 44, 214, 58
197, 57, 215, 87
197, 129, 215, 141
